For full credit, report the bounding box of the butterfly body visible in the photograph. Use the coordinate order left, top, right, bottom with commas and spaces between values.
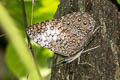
26, 12, 96, 57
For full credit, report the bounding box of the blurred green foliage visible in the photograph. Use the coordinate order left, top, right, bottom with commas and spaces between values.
0, 3, 43, 80
117, 0, 120, 5
0, 0, 59, 80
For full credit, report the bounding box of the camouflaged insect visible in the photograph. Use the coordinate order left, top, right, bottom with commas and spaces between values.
26, 12, 96, 58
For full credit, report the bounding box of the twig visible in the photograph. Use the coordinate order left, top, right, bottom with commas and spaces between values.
31, 0, 35, 25
21, 0, 41, 78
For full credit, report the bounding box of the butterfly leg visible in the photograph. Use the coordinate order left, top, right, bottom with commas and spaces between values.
64, 49, 84, 63
56, 50, 84, 65
64, 45, 100, 63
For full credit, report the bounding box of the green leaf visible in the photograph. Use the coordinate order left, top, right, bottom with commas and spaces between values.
117, 0, 120, 5
0, 3, 43, 80
6, 44, 27, 78
0, 0, 59, 79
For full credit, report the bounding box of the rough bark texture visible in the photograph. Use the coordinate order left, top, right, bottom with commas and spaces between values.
51, 0, 120, 80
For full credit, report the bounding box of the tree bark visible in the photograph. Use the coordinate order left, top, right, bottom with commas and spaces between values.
51, 0, 120, 80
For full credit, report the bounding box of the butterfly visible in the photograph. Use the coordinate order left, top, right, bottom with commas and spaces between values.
26, 12, 96, 62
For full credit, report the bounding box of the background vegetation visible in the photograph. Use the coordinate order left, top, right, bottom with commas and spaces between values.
0, 0, 120, 80
0, 0, 59, 80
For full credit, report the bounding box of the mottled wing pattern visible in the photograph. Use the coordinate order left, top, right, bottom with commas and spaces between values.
26, 12, 96, 57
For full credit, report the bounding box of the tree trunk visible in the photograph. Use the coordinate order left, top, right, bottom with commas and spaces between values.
51, 0, 120, 80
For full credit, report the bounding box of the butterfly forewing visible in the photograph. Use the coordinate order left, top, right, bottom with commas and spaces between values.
26, 12, 96, 57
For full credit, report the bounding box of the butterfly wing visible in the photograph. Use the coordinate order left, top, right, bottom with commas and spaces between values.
26, 12, 95, 57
